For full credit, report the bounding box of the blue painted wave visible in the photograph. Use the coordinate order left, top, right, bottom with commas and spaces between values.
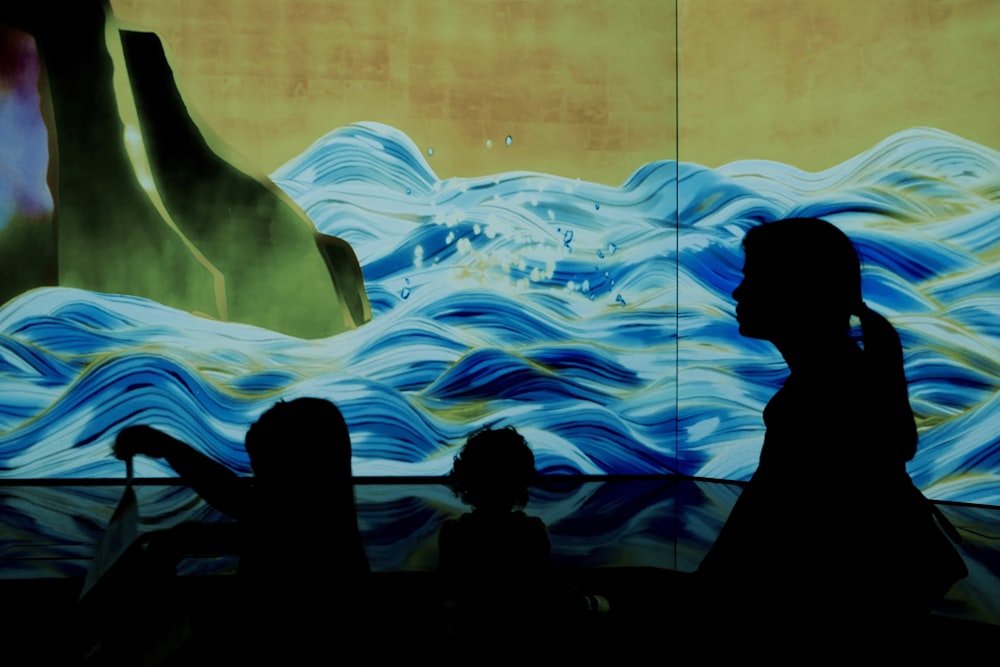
0, 124, 997, 504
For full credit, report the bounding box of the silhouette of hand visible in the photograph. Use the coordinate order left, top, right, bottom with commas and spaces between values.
114, 425, 174, 460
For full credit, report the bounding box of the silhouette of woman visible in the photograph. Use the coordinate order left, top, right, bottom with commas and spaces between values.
697, 218, 966, 644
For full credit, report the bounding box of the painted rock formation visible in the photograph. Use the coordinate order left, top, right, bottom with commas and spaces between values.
0, 1, 370, 338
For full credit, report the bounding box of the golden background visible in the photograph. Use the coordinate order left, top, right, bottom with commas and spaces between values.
110, 0, 999, 184
678, 0, 1000, 169
110, 0, 676, 185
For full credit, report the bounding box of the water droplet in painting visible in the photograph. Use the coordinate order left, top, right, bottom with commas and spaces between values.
597, 249, 605, 259
486, 139, 493, 148
400, 287, 411, 300
616, 293, 626, 307
594, 203, 600, 210
427, 147, 434, 156
563, 230, 574, 246
608, 242, 617, 255
505, 135, 513, 146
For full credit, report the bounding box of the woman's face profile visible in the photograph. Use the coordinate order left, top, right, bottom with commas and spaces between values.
734, 219, 862, 344
732, 251, 786, 341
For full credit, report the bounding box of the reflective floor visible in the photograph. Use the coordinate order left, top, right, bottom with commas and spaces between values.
3, 476, 998, 629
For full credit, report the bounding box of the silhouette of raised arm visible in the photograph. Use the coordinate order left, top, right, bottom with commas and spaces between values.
114, 425, 249, 519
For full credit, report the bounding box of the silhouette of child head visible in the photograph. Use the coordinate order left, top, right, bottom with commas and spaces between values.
734, 217, 862, 340
448, 427, 536, 512
245, 397, 351, 484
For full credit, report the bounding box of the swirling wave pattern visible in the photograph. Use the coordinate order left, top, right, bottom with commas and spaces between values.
0, 124, 997, 504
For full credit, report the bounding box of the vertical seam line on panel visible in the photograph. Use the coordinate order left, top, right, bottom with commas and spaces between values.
673, 0, 681, 573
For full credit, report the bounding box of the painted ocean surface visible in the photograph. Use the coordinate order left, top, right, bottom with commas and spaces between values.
0, 124, 997, 504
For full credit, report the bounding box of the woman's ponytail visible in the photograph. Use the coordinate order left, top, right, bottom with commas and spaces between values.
855, 302, 918, 461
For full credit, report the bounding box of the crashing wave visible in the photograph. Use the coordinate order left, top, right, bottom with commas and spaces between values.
0, 124, 997, 504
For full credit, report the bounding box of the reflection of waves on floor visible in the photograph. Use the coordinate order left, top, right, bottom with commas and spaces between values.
3, 479, 998, 627
0, 126, 998, 503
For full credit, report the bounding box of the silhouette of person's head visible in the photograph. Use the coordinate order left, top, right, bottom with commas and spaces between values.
734, 217, 918, 457
448, 427, 536, 512
245, 397, 351, 486
733, 217, 862, 342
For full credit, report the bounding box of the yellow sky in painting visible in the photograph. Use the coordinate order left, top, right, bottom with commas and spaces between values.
679, 0, 1000, 170
110, 0, 998, 181
110, 0, 675, 186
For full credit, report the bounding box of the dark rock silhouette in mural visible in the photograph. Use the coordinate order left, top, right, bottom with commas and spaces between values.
0, 1, 370, 338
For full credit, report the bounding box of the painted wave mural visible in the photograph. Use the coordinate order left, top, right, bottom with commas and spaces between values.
0, 124, 997, 505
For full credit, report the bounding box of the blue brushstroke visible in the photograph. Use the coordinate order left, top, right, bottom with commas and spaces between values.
0, 124, 997, 505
